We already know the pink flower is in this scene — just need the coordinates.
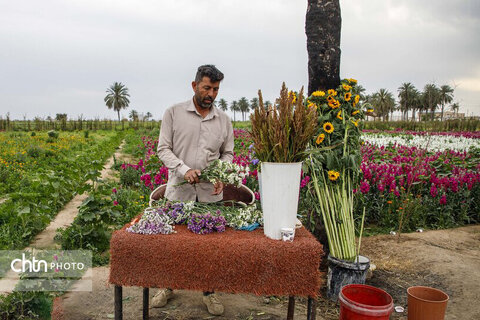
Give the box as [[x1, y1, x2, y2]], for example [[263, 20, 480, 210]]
[[360, 181, 370, 194], [439, 194, 447, 205], [113, 200, 119, 206], [430, 184, 438, 198], [112, 188, 117, 194], [254, 192, 260, 200]]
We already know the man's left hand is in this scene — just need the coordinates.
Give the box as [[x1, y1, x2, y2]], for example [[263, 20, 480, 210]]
[[212, 181, 224, 195]]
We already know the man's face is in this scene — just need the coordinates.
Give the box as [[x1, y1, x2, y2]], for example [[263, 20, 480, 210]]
[[192, 76, 220, 109]]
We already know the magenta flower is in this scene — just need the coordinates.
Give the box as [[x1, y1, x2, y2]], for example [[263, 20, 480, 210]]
[[112, 188, 117, 194], [360, 181, 370, 194], [113, 200, 119, 206], [439, 194, 447, 205]]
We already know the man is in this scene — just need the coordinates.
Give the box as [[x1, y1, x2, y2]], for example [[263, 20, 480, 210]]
[[153, 65, 234, 315]]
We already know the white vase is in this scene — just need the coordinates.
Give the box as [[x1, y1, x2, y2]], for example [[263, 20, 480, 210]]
[[260, 162, 302, 240]]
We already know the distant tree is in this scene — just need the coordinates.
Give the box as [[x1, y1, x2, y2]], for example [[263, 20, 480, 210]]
[[398, 83, 416, 121], [218, 98, 228, 112], [439, 85, 454, 121], [264, 100, 272, 110], [129, 110, 139, 121], [306, 0, 341, 95], [250, 97, 259, 110], [145, 112, 153, 121], [230, 100, 239, 122], [410, 89, 422, 121], [372, 89, 395, 121], [104, 82, 130, 121], [422, 84, 440, 120], [238, 97, 250, 121], [450, 102, 460, 117], [55, 113, 67, 121]]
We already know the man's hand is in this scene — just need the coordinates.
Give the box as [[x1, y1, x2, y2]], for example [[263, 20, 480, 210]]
[[184, 169, 201, 184], [212, 181, 224, 195]]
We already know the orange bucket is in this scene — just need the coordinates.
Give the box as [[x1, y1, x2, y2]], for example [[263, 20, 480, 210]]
[[407, 286, 449, 320]]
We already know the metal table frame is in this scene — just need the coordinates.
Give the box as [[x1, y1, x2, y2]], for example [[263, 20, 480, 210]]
[[114, 286, 317, 320]]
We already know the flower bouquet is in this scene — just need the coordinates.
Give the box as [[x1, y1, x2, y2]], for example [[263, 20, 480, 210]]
[[175, 159, 246, 187], [305, 78, 369, 300], [250, 83, 317, 239]]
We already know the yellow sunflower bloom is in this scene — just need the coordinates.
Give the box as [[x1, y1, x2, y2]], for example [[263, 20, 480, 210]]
[[344, 92, 352, 101], [348, 78, 358, 84], [354, 95, 360, 104], [316, 133, 325, 144], [328, 170, 340, 181], [367, 109, 374, 113], [289, 91, 297, 103], [337, 110, 343, 120], [342, 84, 352, 91], [323, 122, 334, 133], [352, 110, 360, 116], [327, 89, 337, 96], [351, 119, 359, 127], [312, 91, 326, 97], [327, 95, 335, 102], [307, 101, 318, 109], [328, 99, 340, 109]]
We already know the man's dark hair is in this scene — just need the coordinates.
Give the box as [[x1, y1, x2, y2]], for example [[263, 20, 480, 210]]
[[195, 65, 224, 83]]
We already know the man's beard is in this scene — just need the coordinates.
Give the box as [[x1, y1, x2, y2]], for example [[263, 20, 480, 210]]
[[195, 95, 214, 109]]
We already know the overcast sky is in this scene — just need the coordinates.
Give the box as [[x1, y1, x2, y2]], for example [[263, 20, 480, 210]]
[[1, 0, 479, 120]]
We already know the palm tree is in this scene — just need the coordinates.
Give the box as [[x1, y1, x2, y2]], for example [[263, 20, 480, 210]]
[[439, 85, 454, 121], [129, 110, 138, 121], [230, 100, 238, 123], [218, 98, 228, 112], [264, 100, 272, 110], [371, 89, 395, 121], [145, 112, 153, 121], [410, 89, 422, 121], [306, 0, 341, 95], [398, 83, 416, 121], [422, 84, 440, 121], [450, 102, 460, 117], [250, 97, 259, 110], [238, 97, 250, 121], [104, 82, 130, 121]]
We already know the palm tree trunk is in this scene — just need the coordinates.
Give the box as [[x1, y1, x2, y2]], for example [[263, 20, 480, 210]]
[[441, 103, 445, 121], [306, 0, 341, 95], [117, 110, 120, 122]]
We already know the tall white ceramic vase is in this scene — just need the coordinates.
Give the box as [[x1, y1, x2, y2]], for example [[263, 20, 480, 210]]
[[260, 162, 302, 240]]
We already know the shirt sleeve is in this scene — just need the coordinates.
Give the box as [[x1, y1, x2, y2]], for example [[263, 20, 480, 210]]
[[157, 108, 191, 178], [219, 118, 234, 163]]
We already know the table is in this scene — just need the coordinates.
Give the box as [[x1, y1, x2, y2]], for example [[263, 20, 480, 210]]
[[109, 223, 324, 319]]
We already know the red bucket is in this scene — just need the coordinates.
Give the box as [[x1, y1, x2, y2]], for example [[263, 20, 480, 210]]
[[339, 284, 394, 320]]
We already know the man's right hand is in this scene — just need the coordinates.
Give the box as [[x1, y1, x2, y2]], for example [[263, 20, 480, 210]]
[[184, 169, 201, 184]]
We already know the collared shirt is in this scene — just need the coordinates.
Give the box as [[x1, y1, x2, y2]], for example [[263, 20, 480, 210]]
[[157, 98, 234, 202]]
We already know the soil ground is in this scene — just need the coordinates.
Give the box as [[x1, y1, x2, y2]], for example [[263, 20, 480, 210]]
[[57, 224, 480, 320]]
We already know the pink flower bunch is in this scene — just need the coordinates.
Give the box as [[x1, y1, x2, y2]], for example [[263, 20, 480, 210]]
[[363, 130, 480, 139]]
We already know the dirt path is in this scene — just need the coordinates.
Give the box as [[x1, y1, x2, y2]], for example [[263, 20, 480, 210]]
[[28, 140, 126, 250], [56, 225, 480, 320], [0, 141, 128, 294]]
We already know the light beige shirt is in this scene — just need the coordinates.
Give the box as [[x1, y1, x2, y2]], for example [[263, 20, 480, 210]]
[[157, 98, 234, 202]]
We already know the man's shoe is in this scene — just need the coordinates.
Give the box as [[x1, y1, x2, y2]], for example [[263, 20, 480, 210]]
[[202, 293, 224, 316], [151, 288, 174, 308]]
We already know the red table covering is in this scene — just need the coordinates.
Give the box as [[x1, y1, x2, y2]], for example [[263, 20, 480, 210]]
[[109, 224, 324, 297]]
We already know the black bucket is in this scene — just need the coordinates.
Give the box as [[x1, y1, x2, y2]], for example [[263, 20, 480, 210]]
[[327, 255, 370, 301]]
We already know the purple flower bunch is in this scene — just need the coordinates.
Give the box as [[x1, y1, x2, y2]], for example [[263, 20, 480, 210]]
[[187, 210, 227, 235], [155, 202, 190, 224]]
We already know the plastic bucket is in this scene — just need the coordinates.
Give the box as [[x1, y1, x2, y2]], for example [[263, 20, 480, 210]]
[[327, 255, 370, 300], [407, 286, 449, 320], [339, 284, 394, 320], [260, 162, 302, 240]]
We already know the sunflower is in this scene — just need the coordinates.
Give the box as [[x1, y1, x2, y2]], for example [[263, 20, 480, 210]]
[[348, 78, 358, 84], [316, 133, 325, 144], [327, 89, 337, 96], [312, 90, 325, 97], [328, 99, 340, 109], [354, 95, 360, 104], [289, 91, 297, 103], [344, 92, 352, 101], [367, 109, 374, 113], [342, 84, 352, 91], [323, 122, 334, 133], [327, 95, 335, 101], [351, 119, 359, 127], [307, 101, 318, 109], [328, 170, 340, 181], [336, 110, 343, 120], [352, 110, 360, 116]]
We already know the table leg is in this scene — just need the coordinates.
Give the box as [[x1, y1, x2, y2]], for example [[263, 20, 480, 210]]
[[287, 296, 295, 320], [307, 297, 316, 320], [114, 285, 123, 320], [143, 287, 149, 319]]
